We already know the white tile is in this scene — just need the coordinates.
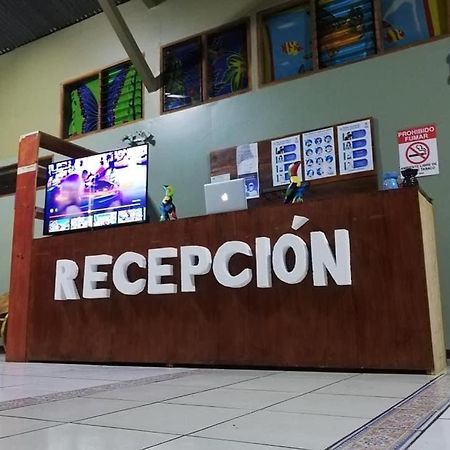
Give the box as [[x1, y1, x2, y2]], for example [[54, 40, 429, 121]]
[[87, 383, 207, 402], [226, 372, 357, 393], [0, 385, 59, 402], [0, 375, 29, 388], [50, 367, 193, 381], [195, 410, 367, 450], [0, 416, 59, 438], [269, 392, 399, 418], [80, 402, 248, 435], [0, 423, 176, 450], [156, 372, 268, 389], [166, 388, 297, 410], [410, 419, 450, 449], [316, 377, 427, 398], [440, 406, 450, 419], [0, 397, 146, 422], [151, 436, 288, 450]]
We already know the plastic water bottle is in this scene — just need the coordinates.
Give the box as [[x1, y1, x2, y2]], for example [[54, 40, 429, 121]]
[[383, 172, 399, 190]]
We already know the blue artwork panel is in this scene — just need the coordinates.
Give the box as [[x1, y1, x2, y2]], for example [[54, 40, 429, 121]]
[[163, 38, 203, 112], [207, 23, 249, 98], [317, 0, 376, 68], [263, 6, 313, 81], [381, 0, 446, 49]]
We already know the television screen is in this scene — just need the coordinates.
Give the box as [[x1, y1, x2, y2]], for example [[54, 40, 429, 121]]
[[44, 144, 148, 234]]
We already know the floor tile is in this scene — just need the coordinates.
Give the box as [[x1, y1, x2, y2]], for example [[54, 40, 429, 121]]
[[0, 423, 176, 450], [165, 387, 297, 410], [316, 377, 427, 398], [195, 410, 367, 450], [49, 366, 192, 381], [410, 419, 450, 449], [440, 405, 450, 419], [80, 402, 249, 435], [150, 436, 290, 449], [226, 372, 356, 393], [0, 397, 146, 422], [0, 385, 60, 402], [87, 383, 206, 402], [0, 415, 59, 438], [156, 372, 267, 389], [269, 392, 400, 418]]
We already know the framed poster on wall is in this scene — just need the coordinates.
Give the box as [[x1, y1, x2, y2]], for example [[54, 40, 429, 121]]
[[337, 119, 374, 175], [302, 127, 337, 180], [271, 135, 302, 186]]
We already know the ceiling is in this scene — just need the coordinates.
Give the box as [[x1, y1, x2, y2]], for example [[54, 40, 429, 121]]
[[0, 0, 130, 56]]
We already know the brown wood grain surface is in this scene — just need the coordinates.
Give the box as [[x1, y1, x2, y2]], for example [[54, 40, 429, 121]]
[[26, 188, 434, 371]]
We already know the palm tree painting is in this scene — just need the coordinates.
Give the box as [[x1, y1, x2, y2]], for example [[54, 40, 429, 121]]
[[207, 24, 249, 98]]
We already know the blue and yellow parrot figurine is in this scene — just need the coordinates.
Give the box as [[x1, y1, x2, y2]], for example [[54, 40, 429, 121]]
[[160, 185, 177, 221], [284, 161, 307, 204]]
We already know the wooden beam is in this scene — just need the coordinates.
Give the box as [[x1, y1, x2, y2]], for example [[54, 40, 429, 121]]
[[39, 132, 96, 158], [7, 132, 41, 361], [98, 0, 160, 93]]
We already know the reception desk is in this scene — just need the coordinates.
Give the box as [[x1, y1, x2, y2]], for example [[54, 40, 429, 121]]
[[13, 187, 446, 373]]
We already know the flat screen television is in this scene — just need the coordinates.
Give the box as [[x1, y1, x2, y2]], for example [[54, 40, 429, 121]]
[[44, 144, 148, 235]]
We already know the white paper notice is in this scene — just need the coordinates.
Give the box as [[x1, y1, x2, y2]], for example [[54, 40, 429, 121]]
[[236, 143, 258, 176], [211, 173, 231, 183], [337, 119, 374, 175], [302, 127, 337, 181], [236, 143, 260, 199], [271, 135, 301, 187]]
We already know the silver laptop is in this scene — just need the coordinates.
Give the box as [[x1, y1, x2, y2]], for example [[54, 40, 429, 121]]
[[205, 178, 248, 215]]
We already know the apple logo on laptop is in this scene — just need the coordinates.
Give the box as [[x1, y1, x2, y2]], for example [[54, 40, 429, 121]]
[[221, 193, 229, 202]]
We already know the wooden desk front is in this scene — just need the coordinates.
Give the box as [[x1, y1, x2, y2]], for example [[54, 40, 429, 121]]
[[22, 188, 446, 372]]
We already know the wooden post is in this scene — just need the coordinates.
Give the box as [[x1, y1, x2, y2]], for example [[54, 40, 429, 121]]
[[6, 132, 41, 362]]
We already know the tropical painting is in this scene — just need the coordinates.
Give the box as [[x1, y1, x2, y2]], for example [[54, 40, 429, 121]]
[[207, 23, 249, 98], [101, 62, 143, 128], [163, 38, 202, 112], [381, 0, 448, 49], [316, 0, 376, 68], [64, 77, 99, 138], [262, 6, 313, 83]]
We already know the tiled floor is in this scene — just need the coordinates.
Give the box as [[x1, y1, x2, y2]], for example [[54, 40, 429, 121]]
[[0, 355, 448, 450]]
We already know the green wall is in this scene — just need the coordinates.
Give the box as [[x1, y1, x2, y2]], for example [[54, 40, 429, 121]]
[[0, 0, 449, 346]]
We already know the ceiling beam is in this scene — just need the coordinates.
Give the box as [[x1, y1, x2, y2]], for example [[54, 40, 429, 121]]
[[98, 0, 160, 93]]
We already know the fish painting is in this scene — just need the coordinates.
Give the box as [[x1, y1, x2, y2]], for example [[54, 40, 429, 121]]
[[383, 21, 405, 43], [281, 41, 303, 56]]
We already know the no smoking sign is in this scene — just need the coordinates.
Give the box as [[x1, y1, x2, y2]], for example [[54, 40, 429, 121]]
[[406, 142, 430, 165], [398, 125, 439, 177]]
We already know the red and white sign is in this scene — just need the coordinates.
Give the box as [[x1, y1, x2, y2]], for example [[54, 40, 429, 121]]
[[398, 125, 439, 177]]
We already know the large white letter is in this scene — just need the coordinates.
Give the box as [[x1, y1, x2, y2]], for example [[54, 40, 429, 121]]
[[113, 252, 146, 295], [83, 254, 112, 299], [255, 237, 272, 288], [272, 233, 308, 284], [54, 259, 80, 300], [180, 246, 212, 292], [311, 229, 351, 286], [148, 247, 177, 294], [213, 241, 252, 288]]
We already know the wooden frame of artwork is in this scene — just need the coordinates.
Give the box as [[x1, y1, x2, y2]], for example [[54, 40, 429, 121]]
[[160, 18, 252, 114], [60, 58, 145, 140]]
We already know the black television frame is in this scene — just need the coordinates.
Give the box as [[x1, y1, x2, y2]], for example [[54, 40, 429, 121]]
[[43, 144, 150, 236]]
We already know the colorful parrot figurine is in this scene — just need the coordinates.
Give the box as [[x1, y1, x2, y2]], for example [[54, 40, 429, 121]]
[[160, 185, 177, 221], [284, 161, 307, 204]]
